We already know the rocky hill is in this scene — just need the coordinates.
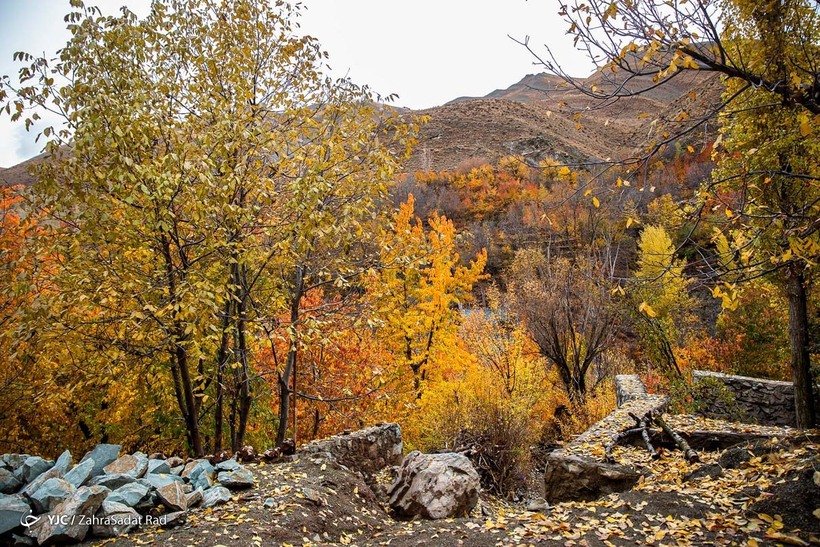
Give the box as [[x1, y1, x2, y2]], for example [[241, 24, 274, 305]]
[[405, 69, 723, 173], [1, 69, 724, 187]]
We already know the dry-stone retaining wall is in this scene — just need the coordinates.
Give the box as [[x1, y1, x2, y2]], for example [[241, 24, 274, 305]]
[[693, 370, 820, 427]]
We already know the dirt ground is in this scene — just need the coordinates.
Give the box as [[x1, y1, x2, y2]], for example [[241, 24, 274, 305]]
[[81, 432, 820, 547]]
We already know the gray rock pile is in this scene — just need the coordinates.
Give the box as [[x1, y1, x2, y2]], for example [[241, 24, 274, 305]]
[[0, 445, 254, 544]]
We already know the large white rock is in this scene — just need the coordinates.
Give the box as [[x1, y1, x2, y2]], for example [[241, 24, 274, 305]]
[[388, 451, 480, 519]]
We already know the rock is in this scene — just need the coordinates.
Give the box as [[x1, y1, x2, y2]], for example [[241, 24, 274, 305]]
[[543, 451, 641, 503], [15, 457, 55, 484], [64, 458, 95, 489], [160, 511, 187, 528], [615, 374, 648, 407], [21, 466, 62, 497], [2, 455, 29, 472], [170, 465, 184, 476], [28, 485, 108, 545], [185, 488, 203, 508], [214, 458, 241, 472], [298, 423, 404, 480], [104, 454, 148, 478], [148, 452, 166, 460], [143, 473, 183, 490], [216, 468, 255, 489], [156, 482, 187, 512], [186, 460, 215, 491], [106, 482, 153, 511], [53, 451, 73, 475], [80, 444, 121, 478], [236, 445, 257, 462], [29, 477, 75, 513], [0, 494, 32, 535], [262, 497, 276, 510], [202, 486, 232, 508], [91, 500, 140, 537], [388, 451, 480, 520], [526, 497, 549, 512], [0, 468, 22, 494], [146, 459, 171, 475], [209, 450, 230, 465], [165, 456, 184, 468], [89, 473, 136, 490]]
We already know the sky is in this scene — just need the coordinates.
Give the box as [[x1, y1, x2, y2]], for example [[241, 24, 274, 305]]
[[0, 0, 591, 168]]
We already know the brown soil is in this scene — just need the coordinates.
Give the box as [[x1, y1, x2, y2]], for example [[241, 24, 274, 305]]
[[84, 433, 820, 547]]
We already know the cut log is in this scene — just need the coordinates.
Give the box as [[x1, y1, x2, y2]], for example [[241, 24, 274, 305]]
[[654, 414, 699, 463]]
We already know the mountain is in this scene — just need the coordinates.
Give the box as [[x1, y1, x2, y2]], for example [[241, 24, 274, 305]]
[[1, 69, 724, 186], [403, 69, 723, 173]]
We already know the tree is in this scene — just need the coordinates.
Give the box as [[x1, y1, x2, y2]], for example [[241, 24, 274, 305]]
[[632, 225, 696, 378], [1, 0, 415, 454], [507, 249, 617, 404], [371, 195, 487, 393], [528, 0, 819, 427]]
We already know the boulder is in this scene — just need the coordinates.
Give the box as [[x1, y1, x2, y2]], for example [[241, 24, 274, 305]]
[[53, 451, 73, 475], [143, 473, 184, 490], [89, 473, 136, 490], [64, 458, 95, 488], [21, 466, 62, 497], [202, 486, 232, 508], [185, 488, 203, 508], [0, 468, 22, 494], [27, 485, 108, 545], [298, 423, 403, 480], [0, 494, 32, 535], [106, 482, 153, 511], [542, 451, 641, 503], [2, 455, 29, 472], [216, 468, 254, 489], [15, 457, 54, 484], [388, 451, 480, 519], [236, 445, 257, 462], [214, 458, 241, 472], [104, 454, 148, 478], [29, 477, 75, 513], [165, 456, 184, 469], [80, 444, 121, 478], [155, 482, 187, 512], [91, 500, 141, 538], [146, 459, 171, 476], [160, 511, 187, 528], [186, 460, 215, 491]]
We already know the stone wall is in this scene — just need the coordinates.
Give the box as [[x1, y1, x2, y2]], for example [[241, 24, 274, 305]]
[[692, 370, 820, 427]]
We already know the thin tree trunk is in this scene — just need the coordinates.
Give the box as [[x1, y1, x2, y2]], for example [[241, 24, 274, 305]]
[[161, 234, 203, 456], [277, 265, 303, 445], [235, 264, 252, 449], [214, 298, 232, 453], [787, 264, 815, 429]]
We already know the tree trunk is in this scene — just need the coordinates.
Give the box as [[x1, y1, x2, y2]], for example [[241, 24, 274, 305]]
[[787, 264, 816, 429], [276, 265, 303, 445], [234, 263, 252, 450], [214, 298, 232, 453]]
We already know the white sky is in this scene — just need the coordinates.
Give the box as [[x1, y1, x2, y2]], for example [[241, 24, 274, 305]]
[[0, 0, 591, 168]]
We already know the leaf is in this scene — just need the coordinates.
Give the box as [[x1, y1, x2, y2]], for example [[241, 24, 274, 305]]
[[800, 121, 812, 137], [592, 196, 600, 208], [638, 301, 658, 318]]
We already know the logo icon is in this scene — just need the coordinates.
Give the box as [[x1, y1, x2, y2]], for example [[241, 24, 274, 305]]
[[20, 514, 41, 527]]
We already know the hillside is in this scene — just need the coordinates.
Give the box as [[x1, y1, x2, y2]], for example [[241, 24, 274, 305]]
[[2, 69, 724, 186], [405, 69, 723, 172]]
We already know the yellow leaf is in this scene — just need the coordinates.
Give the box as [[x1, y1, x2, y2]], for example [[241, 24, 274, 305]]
[[800, 121, 812, 137], [626, 217, 634, 228], [725, 208, 733, 218], [687, 145, 695, 153], [592, 196, 600, 208], [638, 301, 658, 318]]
